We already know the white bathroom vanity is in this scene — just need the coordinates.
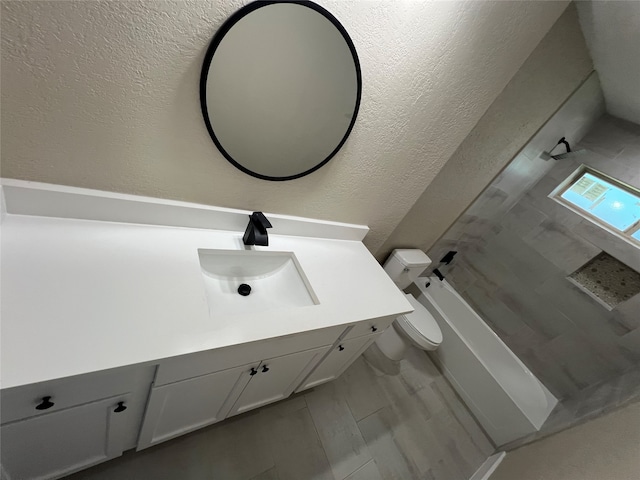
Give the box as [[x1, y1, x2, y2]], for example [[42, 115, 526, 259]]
[[0, 179, 412, 480]]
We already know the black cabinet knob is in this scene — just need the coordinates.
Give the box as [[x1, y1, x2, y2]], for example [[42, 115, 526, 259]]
[[371, 326, 378, 332], [262, 365, 270, 373], [35, 396, 55, 410], [338, 345, 345, 351], [114, 401, 127, 413], [250, 367, 258, 376]]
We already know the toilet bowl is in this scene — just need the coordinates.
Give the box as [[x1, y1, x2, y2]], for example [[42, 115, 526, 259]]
[[376, 293, 442, 360], [374, 249, 443, 361]]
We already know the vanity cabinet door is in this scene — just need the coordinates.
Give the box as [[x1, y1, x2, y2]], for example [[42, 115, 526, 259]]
[[228, 346, 330, 417], [137, 363, 256, 450], [1, 394, 131, 480], [296, 334, 378, 392]]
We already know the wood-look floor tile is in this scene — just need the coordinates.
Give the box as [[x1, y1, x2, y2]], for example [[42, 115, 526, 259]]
[[420, 469, 437, 480], [397, 349, 440, 395], [258, 392, 307, 417], [203, 410, 275, 480], [362, 342, 402, 376], [430, 378, 495, 456], [69, 411, 272, 480], [377, 371, 416, 406], [67, 432, 212, 480], [357, 406, 421, 480], [343, 460, 383, 480], [305, 382, 372, 480], [249, 467, 280, 480], [261, 406, 334, 480], [335, 357, 389, 422], [429, 457, 466, 480], [385, 395, 436, 476], [389, 389, 473, 479]]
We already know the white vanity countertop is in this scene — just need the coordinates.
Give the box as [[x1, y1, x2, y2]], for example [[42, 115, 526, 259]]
[[1, 184, 412, 390]]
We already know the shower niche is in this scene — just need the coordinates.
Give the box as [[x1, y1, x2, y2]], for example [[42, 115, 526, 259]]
[[568, 252, 640, 310]]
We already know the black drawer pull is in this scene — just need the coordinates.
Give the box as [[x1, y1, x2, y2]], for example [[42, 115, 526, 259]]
[[371, 326, 378, 332], [250, 367, 258, 376], [36, 396, 55, 410], [262, 365, 270, 373], [114, 401, 127, 413], [338, 345, 345, 351]]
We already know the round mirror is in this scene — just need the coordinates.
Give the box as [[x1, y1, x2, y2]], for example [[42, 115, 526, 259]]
[[200, 1, 362, 181]]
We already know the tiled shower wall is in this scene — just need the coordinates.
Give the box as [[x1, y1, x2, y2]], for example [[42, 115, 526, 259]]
[[428, 74, 640, 400]]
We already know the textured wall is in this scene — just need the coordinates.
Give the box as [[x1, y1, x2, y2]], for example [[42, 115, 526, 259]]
[[0, 0, 570, 253], [379, 4, 592, 260], [490, 401, 640, 480], [577, 1, 640, 125], [426, 92, 640, 402]]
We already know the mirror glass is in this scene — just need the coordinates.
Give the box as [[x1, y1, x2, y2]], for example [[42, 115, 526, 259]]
[[200, 1, 361, 181]]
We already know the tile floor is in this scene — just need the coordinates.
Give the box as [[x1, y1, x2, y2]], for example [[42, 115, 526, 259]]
[[68, 346, 495, 480]]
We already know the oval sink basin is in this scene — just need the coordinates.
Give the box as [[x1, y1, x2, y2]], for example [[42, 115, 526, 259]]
[[198, 249, 318, 316]]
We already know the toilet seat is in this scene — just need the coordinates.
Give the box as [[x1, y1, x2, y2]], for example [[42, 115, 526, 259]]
[[395, 293, 442, 349]]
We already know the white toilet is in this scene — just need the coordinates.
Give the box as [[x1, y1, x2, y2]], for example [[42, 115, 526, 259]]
[[376, 249, 443, 361]]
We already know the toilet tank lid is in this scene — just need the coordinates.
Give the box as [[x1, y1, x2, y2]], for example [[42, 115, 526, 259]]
[[391, 249, 432, 267]]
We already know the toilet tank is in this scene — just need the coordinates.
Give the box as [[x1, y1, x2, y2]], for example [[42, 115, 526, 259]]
[[383, 249, 432, 290]]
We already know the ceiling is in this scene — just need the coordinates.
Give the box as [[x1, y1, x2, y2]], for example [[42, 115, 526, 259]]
[[576, 1, 640, 125]]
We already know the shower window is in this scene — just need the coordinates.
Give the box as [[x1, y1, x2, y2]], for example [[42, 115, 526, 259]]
[[550, 166, 640, 246]]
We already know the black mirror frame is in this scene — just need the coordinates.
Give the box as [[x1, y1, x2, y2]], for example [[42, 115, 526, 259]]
[[199, 0, 362, 181]]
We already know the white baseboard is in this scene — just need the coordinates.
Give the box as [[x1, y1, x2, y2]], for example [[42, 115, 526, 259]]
[[469, 452, 506, 480]]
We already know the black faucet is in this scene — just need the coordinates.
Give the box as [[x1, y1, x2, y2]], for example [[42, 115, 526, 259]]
[[433, 268, 445, 281], [440, 250, 457, 265], [243, 212, 272, 246], [432, 250, 456, 281]]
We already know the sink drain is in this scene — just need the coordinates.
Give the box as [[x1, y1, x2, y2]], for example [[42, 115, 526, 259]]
[[238, 284, 251, 296]]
